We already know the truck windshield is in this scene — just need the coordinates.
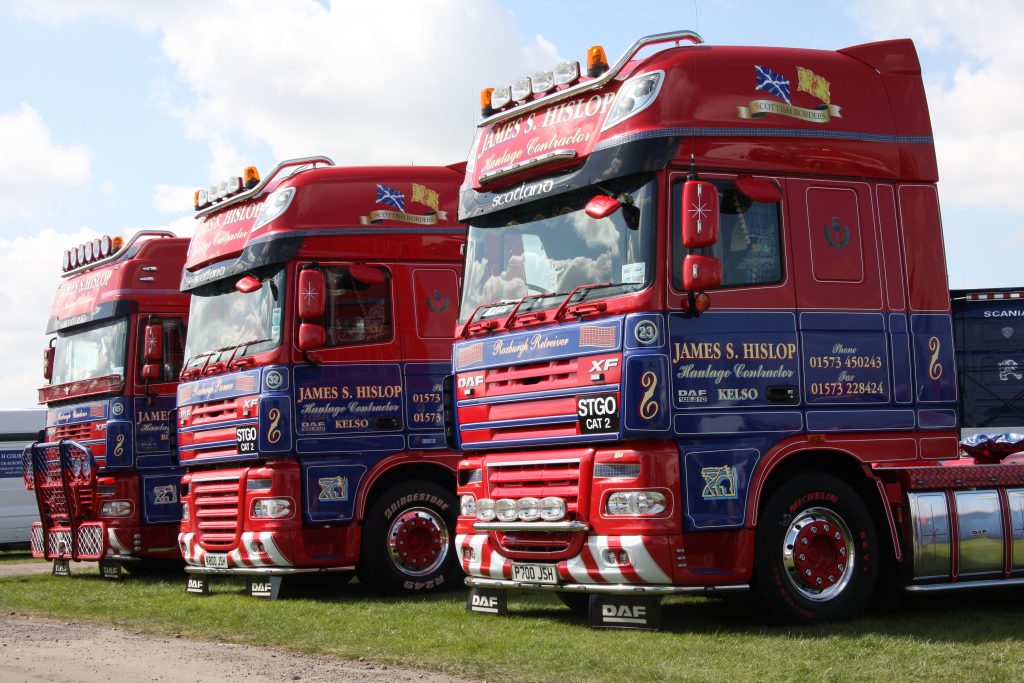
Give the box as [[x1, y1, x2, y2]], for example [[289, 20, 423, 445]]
[[51, 318, 128, 385], [458, 174, 656, 323], [184, 265, 286, 370]]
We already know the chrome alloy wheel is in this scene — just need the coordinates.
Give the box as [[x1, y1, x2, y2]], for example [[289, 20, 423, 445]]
[[782, 506, 855, 602], [386, 507, 450, 576]]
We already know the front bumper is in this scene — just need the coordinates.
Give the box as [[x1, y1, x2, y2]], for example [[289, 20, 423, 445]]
[[179, 530, 354, 576], [30, 522, 138, 561], [464, 576, 749, 595]]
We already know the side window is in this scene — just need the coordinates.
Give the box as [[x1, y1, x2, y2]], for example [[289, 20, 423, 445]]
[[672, 179, 784, 289], [324, 266, 393, 346]]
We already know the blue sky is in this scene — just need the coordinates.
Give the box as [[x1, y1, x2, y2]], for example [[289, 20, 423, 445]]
[[1, 0, 1021, 407]]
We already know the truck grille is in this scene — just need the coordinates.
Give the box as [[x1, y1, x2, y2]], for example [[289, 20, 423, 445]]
[[487, 457, 584, 555], [52, 422, 94, 441], [193, 475, 242, 550]]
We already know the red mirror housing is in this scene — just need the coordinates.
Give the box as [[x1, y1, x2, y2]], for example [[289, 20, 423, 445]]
[[584, 194, 622, 220], [143, 323, 163, 362], [142, 363, 161, 380], [298, 268, 325, 320], [43, 346, 55, 381], [235, 275, 263, 293], [298, 323, 326, 351], [681, 180, 720, 248], [682, 254, 723, 291]]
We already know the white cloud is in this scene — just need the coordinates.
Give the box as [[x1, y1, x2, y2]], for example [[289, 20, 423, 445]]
[[153, 184, 194, 213], [0, 104, 91, 219], [15, 0, 559, 181], [852, 0, 1024, 211], [0, 227, 100, 409]]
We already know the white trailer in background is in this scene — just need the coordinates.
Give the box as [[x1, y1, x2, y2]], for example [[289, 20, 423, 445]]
[[0, 410, 45, 547]]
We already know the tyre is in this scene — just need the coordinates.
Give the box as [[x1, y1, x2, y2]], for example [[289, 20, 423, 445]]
[[356, 481, 459, 594], [753, 473, 878, 624]]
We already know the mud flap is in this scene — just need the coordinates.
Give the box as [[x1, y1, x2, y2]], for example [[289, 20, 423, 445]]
[[52, 559, 70, 577], [248, 576, 283, 600], [185, 575, 210, 595], [467, 586, 507, 616], [588, 595, 662, 630], [99, 560, 122, 580]]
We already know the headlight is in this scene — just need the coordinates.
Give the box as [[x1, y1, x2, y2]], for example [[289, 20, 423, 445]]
[[252, 498, 292, 519], [539, 496, 566, 521], [601, 71, 664, 132], [460, 494, 477, 517], [252, 187, 296, 232], [495, 498, 518, 522], [476, 498, 496, 521], [605, 491, 666, 516], [181, 501, 190, 522], [516, 497, 541, 521], [100, 501, 132, 518]]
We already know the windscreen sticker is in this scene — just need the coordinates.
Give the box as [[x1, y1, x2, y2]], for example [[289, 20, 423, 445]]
[[621, 262, 645, 284]]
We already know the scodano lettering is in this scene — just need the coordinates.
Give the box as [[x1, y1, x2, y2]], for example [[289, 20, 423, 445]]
[[491, 179, 555, 208], [491, 333, 570, 359]]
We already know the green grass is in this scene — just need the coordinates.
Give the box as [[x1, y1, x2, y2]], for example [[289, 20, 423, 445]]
[[1, 570, 1023, 682], [0, 548, 40, 565]]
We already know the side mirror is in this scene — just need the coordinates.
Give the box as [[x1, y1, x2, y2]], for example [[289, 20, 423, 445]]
[[43, 343, 55, 381], [584, 194, 622, 219], [682, 254, 722, 291], [681, 180, 720, 248], [143, 323, 163, 362], [298, 268, 325, 320], [298, 323, 326, 351], [142, 363, 162, 380], [735, 177, 782, 203]]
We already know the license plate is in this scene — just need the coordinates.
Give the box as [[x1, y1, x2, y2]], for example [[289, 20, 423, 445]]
[[236, 425, 258, 455], [203, 553, 228, 569], [512, 562, 558, 584]]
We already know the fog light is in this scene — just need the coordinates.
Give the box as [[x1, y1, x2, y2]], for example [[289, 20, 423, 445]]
[[460, 494, 477, 517], [602, 549, 632, 566], [605, 491, 666, 516], [491, 85, 512, 110], [495, 498, 517, 522], [476, 498, 496, 521], [553, 61, 580, 86], [531, 70, 554, 94], [516, 497, 541, 521], [100, 501, 132, 517], [511, 77, 532, 102], [252, 498, 291, 519], [539, 496, 566, 521]]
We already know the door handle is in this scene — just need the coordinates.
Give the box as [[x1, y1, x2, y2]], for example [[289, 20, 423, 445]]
[[766, 385, 798, 404]]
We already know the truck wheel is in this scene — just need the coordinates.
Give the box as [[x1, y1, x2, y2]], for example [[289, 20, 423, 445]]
[[754, 473, 878, 624], [356, 481, 458, 594]]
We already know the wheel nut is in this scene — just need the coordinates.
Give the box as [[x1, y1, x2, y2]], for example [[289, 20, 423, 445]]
[[838, 563, 845, 571], [805, 569, 812, 577], [835, 532, 841, 540], [829, 575, 835, 583], [816, 577, 822, 585], [802, 538, 809, 545], [811, 526, 818, 534], [839, 547, 847, 556], [799, 554, 806, 561], [823, 524, 830, 532]]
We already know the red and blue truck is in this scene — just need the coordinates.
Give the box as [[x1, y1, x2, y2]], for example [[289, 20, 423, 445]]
[[25, 231, 190, 577], [451, 30, 1024, 626], [177, 157, 466, 598]]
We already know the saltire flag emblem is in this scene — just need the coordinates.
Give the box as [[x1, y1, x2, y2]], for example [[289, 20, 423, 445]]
[[579, 325, 617, 349], [411, 183, 440, 211], [458, 343, 484, 368], [796, 66, 830, 105], [376, 184, 406, 212], [754, 65, 790, 104]]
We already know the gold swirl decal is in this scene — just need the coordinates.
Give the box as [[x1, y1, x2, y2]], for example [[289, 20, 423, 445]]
[[267, 408, 282, 444], [928, 336, 943, 380], [114, 433, 125, 458], [638, 371, 659, 420]]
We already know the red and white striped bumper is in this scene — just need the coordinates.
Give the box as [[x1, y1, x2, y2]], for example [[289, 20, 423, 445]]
[[178, 531, 293, 572], [30, 522, 134, 560], [457, 533, 673, 586]]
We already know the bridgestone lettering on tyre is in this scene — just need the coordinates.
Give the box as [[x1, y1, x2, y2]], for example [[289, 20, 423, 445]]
[[754, 473, 878, 623], [357, 481, 459, 594]]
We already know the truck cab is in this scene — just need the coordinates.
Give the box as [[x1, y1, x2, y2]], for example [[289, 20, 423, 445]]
[[177, 157, 467, 596], [26, 231, 189, 573]]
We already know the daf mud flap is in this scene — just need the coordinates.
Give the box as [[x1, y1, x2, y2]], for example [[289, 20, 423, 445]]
[[588, 594, 662, 630], [467, 586, 508, 616], [52, 558, 71, 577]]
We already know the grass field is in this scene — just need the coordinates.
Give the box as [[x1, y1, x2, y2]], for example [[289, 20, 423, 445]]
[[0, 548, 40, 565], [1, 569, 1023, 682]]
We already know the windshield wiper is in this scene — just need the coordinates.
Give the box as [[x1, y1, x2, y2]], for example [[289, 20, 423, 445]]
[[504, 291, 569, 329], [553, 282, 636, 321]]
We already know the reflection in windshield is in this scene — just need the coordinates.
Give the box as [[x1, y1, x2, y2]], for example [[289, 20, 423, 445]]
[[51, 318, 128, 385], [458, 174, 656, 322], [184, 266, 286, 369]]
